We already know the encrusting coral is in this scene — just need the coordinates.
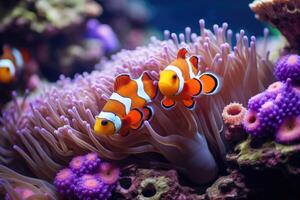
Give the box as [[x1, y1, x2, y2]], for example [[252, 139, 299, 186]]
[[0, 19, 274, 185], [250, 0, 300, 51], [115, 165, 198, 200]]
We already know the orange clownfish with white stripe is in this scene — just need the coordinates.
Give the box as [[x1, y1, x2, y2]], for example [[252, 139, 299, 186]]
[[158, 48, 221, 110], [0, 46, 30, 84], [94, 72, 158, 136]]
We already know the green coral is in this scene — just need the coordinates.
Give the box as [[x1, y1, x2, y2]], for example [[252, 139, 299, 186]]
[[137, 176, 170, 200], [0, 0, 86, 33], [233, 137, 300, 170]]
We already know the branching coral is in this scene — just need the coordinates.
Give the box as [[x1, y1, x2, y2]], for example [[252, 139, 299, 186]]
[[0, 20, 274, 184]]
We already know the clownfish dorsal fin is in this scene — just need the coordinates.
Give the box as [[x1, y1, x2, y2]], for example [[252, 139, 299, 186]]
[[189, 56, 199, 71], [141, 71, 152, 82], [177, 48, 188, 59], [114, 74, 131, 91], [141, 71, 158, 99]]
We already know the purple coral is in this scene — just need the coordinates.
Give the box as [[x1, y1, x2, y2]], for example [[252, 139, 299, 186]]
[[98, 162, 120, 185], [69, 155, 86, 176], [244, 79, 300, 141], [54, 168, 77, 196], [275, 54, 300, 85], [243, 110, 262, 136], [53, 153, 118, 200], [275, 116, 300, 144], [83, 152, 102, 173], [74, 174, 113, 200]]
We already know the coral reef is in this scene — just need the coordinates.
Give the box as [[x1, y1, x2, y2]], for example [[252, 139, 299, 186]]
[[275, 54, 300, 85], [199, 170, 250, 200], [114, 165, 198, 200], [250, 0, 300, 51], [54, 153, 119, 200], [243, 79, 300, 139], [0, 20, 275, 185], [0, 0, 101, 34]]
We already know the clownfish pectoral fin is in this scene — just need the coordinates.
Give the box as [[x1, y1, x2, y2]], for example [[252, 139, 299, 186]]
[[182, 98, 196, 110], [114, 74, 132, 91], [199, 72, 220, 95], [184, 78, 202, 97], [142, 106, 154, 121], [119, 125, 130, 136], [126, 108, 144, 130], [177, 48, 188, 59], [161, 97, 176, 110], [141, 72, 158, 99]]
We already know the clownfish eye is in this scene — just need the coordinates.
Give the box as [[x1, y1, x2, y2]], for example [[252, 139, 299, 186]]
[[172, 74, 177, 80], [101, 120, 108, 126]]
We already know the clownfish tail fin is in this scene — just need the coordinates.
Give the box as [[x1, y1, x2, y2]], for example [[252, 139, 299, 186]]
[[142, 106, 154, 121], [199, 72, 221, 95], [161, 97, 176, 110]]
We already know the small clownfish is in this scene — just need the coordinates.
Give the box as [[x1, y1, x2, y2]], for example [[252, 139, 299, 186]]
[[94, 72, 158, 136], [158, 48, 221, 110], [0, 46, 29, 84]]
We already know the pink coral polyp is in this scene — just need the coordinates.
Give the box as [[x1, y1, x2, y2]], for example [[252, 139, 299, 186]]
[[222, 102, 246, 126], [98, 162, 120, 185], [243, 111, 261, 136], [276, 117, 300, 144]]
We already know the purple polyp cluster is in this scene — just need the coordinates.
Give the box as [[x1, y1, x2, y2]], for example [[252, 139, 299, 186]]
[[75, 175, 113, 200], [275, 54, 300, 85], [54, 168, 76, 196], [54, 153, 119, 200], [244, 79, 300, 142]]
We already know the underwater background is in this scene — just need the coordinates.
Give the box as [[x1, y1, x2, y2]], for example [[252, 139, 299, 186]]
[[0, 0, 300, 200]]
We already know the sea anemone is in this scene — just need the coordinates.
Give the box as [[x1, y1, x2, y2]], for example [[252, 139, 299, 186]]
[[275, 54, 300, 85], [250, 0, 300, 50], [275, 116, 300, 144], [74, 174, 113, 200], [0, 19, 274, 184], [53, 168, 77, 196], [0, 165, 58, 200]]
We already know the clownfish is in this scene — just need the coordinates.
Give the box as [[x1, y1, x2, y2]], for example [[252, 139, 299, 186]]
[[94, 72, 157, 136], [158, 48, 221, 110], [0, 46, 29, 84]]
